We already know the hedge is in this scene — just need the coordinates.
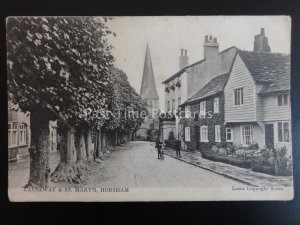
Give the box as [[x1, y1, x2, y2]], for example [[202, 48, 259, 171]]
[[202, 150, 252, 168]]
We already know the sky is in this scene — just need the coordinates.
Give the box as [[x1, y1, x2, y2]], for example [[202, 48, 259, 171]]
[[107, 16, 291, 109]]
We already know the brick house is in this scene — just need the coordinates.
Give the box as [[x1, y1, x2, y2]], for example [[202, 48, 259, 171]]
[[180, 73, 230, 151]]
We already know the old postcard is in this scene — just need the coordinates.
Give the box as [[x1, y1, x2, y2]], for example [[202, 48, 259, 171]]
[[7, 16, 293, 201]]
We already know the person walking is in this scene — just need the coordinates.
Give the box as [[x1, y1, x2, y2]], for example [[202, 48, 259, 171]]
[[155, 136, 163, 159], [175, 141, 181, 158]]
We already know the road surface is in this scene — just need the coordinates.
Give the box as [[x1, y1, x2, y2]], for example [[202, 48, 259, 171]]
[[89, 141, 243, 187]]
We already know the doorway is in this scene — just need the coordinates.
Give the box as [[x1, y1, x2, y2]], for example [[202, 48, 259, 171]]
[[265, 124, 274, 149]]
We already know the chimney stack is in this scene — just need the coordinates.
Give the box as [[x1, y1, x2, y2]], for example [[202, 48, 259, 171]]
[[203, 35, 219, 60], [179, 49, 189, 70], [253, 28, 271, 53]]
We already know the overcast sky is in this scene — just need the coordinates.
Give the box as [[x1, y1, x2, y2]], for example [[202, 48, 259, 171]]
[[107, 16, 291, 109]]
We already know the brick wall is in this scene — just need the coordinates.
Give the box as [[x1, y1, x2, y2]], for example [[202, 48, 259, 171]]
[[182, 92, 226, 152]]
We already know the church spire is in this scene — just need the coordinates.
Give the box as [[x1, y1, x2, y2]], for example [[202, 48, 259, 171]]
[[140, 43, 159, 100]]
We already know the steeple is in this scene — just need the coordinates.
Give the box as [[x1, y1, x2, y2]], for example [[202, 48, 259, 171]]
[[140, 43, 159, 100]]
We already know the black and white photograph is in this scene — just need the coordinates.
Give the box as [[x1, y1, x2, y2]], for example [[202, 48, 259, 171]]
[[6, 16, 293, 201]]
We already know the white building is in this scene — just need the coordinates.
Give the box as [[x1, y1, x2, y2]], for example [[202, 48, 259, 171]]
[[162, 35, 237, 143]]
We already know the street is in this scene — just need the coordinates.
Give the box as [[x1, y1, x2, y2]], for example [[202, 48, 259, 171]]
[[87, 141, 243, 188], [9, 141, 245, 188]]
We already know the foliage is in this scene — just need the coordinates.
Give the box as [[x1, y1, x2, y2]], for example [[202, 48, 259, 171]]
[[202, 149, 252, 168], [204, 145, 254, 168], [225, 143, 235, 155], [252, 146, 292, 176], [105, 67, 147, 133], [7, 17, 114, 127], [247, 142, 259, 150], [168, 130, 175, 141], [146, 129, 152, 141]]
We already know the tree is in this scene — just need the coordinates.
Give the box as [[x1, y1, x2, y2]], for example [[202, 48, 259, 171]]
[[7, 17, 114, 187], [105, 67, 147, 145]]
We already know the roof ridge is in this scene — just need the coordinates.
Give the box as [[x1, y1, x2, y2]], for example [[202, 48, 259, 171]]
[[238, 49, 290, 56], [182, 73, 230, 105], [162, 46, 237, 84]]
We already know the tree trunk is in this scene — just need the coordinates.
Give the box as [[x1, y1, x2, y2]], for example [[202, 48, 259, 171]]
[[51, 127, 83, 184], [93, 129, 101, 159], [101, 129, 107, 153], [75, 127, 86, 167], [115, 131, 118, 146], [84, 128, 93, 161], [110, 131, 113, 147], [108, 131, 111, 147], [93, 130, 98, 158], [24, 111, 50, 188]]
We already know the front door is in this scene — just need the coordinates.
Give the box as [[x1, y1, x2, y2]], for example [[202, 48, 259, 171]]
[[265, 124, 274, 149], [195, 126, 200, 150]]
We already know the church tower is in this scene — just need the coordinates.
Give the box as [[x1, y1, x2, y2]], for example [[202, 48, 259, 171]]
[[135, 44, 160, 141], [140, 43, 160, 115]]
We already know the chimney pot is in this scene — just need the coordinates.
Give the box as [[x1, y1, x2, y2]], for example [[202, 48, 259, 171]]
[[205, 35, 208, 43], [179, 48, 189, 70], [253, 28, 270, 52], [203, 35, 219, 60]]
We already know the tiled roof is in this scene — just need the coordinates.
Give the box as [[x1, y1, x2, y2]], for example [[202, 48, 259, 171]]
[[182, 73, 229, 106], [238, 50, 290, 84], [162, 46, 237, 84], [259, 70, 290, 94]]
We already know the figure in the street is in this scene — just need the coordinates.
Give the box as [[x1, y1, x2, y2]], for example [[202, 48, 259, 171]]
[[155, 136, 163, 159], [174, 141, 181, 158]]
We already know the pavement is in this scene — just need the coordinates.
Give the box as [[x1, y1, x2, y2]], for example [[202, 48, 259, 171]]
[[162, 148, 293, 187], [8, 151, 61, 188]]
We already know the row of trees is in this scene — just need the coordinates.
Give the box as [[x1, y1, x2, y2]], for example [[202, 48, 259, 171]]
[[7, 17, 147, 188]]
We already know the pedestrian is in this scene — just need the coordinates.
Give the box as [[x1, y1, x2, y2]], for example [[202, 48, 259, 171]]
[[175, 141, 181, 158], [155, 136, 162, 159]]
